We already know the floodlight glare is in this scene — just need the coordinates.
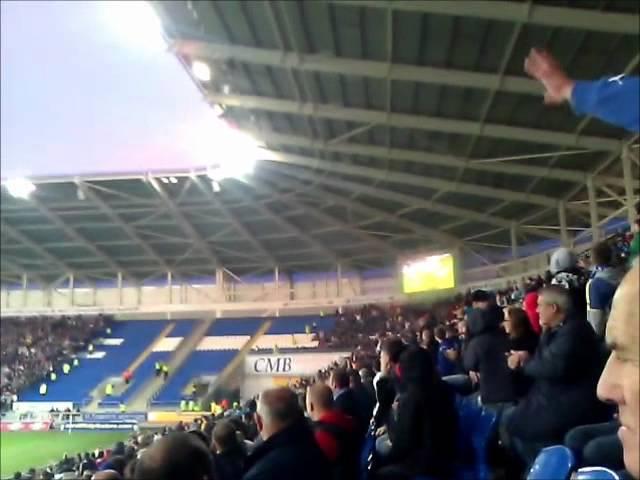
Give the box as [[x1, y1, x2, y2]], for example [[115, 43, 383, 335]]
[[4, 178, 36, 199], [108, 1, 166, 52], [192, 61, 211, 82]]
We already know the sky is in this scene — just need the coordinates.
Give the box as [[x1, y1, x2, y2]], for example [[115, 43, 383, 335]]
[[1, 0, 225, 180]]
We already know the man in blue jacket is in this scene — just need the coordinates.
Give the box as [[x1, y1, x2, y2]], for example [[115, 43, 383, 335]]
[[525, 48, 639, 132]]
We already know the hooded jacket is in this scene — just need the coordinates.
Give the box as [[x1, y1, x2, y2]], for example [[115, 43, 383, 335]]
[[463, 306, 517, 404]]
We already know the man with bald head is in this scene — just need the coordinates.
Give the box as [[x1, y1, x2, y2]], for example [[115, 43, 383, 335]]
[[307, 383, 359, 479], [134, 432, 216, 480], [243, 387, 330, 480], [598, 265, 640, 479]]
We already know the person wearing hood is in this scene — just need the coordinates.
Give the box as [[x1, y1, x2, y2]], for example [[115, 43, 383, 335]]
[[464, 306, 518, 412], [374, 347, 457, 480], [587, 241, 625, 338], [549, 247, 588, 318]]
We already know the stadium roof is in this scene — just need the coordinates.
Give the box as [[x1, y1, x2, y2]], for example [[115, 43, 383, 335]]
[[1, 0, 639, 286]]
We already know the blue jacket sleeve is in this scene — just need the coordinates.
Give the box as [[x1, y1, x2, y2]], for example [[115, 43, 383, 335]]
[[571, 76, 640, 132]]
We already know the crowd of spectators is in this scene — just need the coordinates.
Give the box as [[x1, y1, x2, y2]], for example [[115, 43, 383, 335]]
[[1, 315, 108, 410]]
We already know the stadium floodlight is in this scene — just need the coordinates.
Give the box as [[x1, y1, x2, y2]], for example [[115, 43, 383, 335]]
[[192, 60, 211, 82], [169, 176, 178, 184], [222, 84, 231, 95], [4, 178, 36, 199], [160, 177, 170, 184], [107, 1, 166, 52], [212, 180, 221, 193]]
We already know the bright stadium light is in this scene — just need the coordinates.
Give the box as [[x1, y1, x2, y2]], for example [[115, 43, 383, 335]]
[[107, 1, 166, 52], [4, 178, 36, 199], [169, 176, 178, 184], [160, 177, 170, 184], [192, 60, 211, 82], [212, 180, 221, 193]]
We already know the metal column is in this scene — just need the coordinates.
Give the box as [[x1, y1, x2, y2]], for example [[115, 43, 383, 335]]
[[167, 271, 173, 304], [337, 263, 342, 297], [510, 223, 518, 259], [69, 274, 75, 307], [558, 201, 570, 247], [117, 271, 123, 307], [587, 176, 600, 243], [22, 273, 28, 308], [274, 266, 280, 297], [622, 147, 637, 226]]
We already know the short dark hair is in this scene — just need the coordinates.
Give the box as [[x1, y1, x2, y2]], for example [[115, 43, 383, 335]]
[[381, 337, 405, 364], [331, 368, 350, 389], [471, 289, 491, 303], [348, 369, 361, 385], [434, 326, 446, 340], [134, 432, 215, 480], [592, 241, 613, 266], [212, 420, 240, 452]]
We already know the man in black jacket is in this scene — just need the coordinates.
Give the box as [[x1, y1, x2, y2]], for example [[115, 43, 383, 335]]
[[464, 306, 517, 411], [212, 419, 246, 480], [330, 369, 365, 433], [503, 285, 607, 465], [243, 387, 331, 480]]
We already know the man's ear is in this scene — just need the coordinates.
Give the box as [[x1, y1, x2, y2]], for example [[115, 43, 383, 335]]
[[255, 413, 264, 433]]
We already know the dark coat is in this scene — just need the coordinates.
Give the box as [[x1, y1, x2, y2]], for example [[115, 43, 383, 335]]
[[352, 384, 375, 425], [508, 317, 608, 442], [463, 307, 518, 404], [386, 347, 458, 479], [242, 419, 331, 480], [214, 447, 246, 480], [508, 331, 539, 398]]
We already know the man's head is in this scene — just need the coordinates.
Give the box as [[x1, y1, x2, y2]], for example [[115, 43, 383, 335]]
[[212, 419, 240, 454], [592, 241, 613, 267], [348, 369, 362, 388], [537, 285, 571, 330], [379, 337, 405, 376], [597, 265, 640, 479], [329, 368, 349, 393], [471, 290, 491, 310], [134, 432, 215, 480], [306, 383, 334, 421], [549, 247, 577, 275], [255, 387, 303, 441]]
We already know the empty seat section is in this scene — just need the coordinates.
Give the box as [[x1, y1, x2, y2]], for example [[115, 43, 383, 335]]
[[208, 318, 265, 336], [19, 320, 168, 403], [268, 315, 335, 334], [100, 320, 200, 406], [151, 350, 237, 407]]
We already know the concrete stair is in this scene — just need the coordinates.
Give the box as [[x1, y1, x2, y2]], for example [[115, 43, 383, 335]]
[[127, 317, 215, 411], [84, 322, 176, 411]]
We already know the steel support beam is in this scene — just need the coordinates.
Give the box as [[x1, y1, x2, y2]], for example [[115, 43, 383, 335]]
[[148, 177, 223, 268], [510, 223, 518, 259], [252, 177, 402, 257], [330, 1, 639, 35], [193, 177, 277, 267], [252, 129, 628, 186], [267, 170, 462, 247], [31, 199, 136, 281], [209, 93, 621, 151], [77, 181, 172, 273], [268, 150, 560, 208], [173, 39, 541, 96], [264, 161, 556, 240], [587, 176, 600, 243]]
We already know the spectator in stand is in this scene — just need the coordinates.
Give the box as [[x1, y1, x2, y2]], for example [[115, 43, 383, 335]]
[[503, 286, 607, 466], [243, 387, 330, 480], [549, 247, 588, 318], [348, 369, 375, 424], [587, 241, 625, 338], [358, 368, 376, 401], [523, 278, 543, 334], [211, 420, 246, 480], [306, 383, 359, 480], [329, 369, 364, 434], [503, 307, 539, 355], [524, 48, 639, 132], [134, 432, 217, 480], [464, 307, 517, 413], [374, 347, 457, 480], [419, 327, 439, 365], [597, 264, 640, 479], [374, 337, 405, 428], [435, 326, 461, 378]]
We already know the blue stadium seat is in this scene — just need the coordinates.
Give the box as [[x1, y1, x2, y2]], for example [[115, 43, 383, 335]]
[[573, 467, 621, 480], [454, 395, 497, 480], [527, 445, 576, 480]]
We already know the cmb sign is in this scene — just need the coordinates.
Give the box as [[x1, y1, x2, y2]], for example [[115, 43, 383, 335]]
[[245, 352, 350, 377]]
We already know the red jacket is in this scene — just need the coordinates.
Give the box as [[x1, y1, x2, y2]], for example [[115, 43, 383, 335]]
[[523, 292, 541, 335], [313, 410, 356, 462]]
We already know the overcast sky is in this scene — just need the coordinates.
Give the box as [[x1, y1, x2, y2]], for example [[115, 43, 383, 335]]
[[1, 0, 219, 180]]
